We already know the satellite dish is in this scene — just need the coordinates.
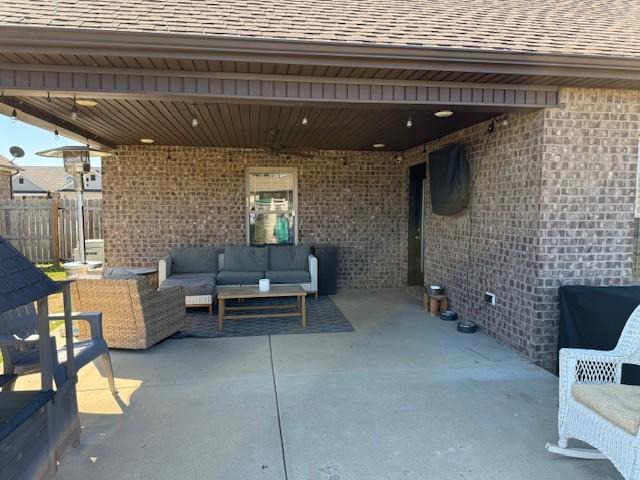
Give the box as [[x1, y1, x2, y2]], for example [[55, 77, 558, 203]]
[[9, 146, 25, 159]]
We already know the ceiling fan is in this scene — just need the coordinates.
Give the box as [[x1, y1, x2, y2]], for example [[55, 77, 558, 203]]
[[259, 129, 317, 158]]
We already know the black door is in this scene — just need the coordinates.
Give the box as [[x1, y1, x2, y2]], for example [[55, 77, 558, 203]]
[[407, 162, 426, 286]]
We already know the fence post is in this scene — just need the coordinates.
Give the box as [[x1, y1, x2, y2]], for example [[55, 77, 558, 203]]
[[50, 194, 60, 268]]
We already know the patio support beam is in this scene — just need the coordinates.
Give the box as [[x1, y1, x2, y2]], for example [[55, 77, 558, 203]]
[[0, 67, 559, 108]]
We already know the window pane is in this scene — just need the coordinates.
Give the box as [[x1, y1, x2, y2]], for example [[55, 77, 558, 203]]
[[249, 212, 294, 245], [247, 170, 296, 245], [248, 172, 294, 212]]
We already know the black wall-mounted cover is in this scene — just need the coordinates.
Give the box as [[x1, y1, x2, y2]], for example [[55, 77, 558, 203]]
[[429, 143, 471, 215]]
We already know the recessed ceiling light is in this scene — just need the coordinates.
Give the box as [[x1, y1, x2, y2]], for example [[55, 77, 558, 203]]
[[372, 143, 385, 149], [140, 138, 154, 144], [434, 110, 454, 118], [76, 99, 98, 107]]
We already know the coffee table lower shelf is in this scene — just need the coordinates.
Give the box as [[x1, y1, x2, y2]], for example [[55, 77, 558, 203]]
[[216, 285, 307, 331]]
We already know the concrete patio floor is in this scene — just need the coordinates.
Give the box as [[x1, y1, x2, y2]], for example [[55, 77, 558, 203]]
[[27, 288, 621, 479]]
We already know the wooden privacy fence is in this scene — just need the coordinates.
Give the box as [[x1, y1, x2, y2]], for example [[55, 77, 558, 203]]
[[0, 197, 103, 264]]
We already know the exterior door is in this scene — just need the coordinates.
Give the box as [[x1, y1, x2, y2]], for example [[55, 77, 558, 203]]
[[407, 162, 426, 286]]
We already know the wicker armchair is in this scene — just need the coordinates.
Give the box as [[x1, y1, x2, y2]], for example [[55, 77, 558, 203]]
[[546, 305, 640, 479], [70, 277, 185, 350]]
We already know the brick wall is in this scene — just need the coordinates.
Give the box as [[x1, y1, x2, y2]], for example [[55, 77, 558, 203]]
[[406, 110, 546, 360], [413, 88, 640, 370], [103, 147, 407, 288]]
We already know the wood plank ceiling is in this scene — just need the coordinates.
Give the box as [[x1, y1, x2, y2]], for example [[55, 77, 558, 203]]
[[11, 96, 500, 150]]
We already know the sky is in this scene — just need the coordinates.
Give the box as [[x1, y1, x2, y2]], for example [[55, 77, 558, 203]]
[[0, 117, 101, 167]]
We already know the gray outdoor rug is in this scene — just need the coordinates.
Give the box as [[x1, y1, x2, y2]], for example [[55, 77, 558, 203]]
[[172, 296, 354, 338]]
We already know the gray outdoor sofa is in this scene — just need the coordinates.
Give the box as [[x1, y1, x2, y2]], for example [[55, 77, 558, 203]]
[[158, 245, 318, 312]]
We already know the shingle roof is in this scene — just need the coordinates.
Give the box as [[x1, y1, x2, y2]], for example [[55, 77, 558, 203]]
[[0, 235, 59, 315], [16, 167, 101, 193], [1, 0, 640, 59], [0, 155, 19, 173]]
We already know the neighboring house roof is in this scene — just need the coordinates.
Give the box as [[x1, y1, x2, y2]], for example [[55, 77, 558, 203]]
[[0, 234, 59, 314], [1, 1, 639, 59], [13, 166, 101, 194], [0, 155, 20, 174]]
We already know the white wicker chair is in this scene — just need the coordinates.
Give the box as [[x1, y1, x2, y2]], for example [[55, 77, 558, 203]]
[[546, 305, 640, 479]]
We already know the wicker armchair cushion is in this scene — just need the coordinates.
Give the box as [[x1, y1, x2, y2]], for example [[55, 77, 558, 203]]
[[170, 247, 218, 273], [103, 267, 153, 279], [268, 245, 310, 270], [159, 273, 216, 296], [572, 383, 640, 434], [223, 246, 268, 272]]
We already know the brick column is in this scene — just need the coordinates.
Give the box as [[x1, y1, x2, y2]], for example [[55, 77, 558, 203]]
[[0, 171, 13, 200], [532, 88, 640, 370]]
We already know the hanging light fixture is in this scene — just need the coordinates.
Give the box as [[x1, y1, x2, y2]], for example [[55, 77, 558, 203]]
[[10, 109, 17, 123], [54, 128, 60, 140], [191, 103, 199, 127], [434, 109, 453, 118], [301, 115, 309, 127], [406, 115, 413, 128], [70, 98, 79, 121]]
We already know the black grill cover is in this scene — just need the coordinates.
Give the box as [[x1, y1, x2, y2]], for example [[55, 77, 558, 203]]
[[558, 285, 640, 384], [429, 143, 470, 215]]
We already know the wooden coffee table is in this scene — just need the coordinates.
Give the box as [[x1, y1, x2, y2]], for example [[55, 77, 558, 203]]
[[216, 285, 307, 330]]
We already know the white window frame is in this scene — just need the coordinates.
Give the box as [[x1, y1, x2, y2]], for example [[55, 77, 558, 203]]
[[245, 166, 299, 246]]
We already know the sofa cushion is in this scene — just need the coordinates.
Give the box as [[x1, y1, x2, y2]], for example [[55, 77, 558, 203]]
[[170, 247, 218, 274], [266, 270, 311, 284], [216, 271, 264, 285], [223, 246, 268, 272], [103, 267, 152, 279], [159, 273, 216, 296], [269, 245, 310, 271], [572, 383, 640, 435]]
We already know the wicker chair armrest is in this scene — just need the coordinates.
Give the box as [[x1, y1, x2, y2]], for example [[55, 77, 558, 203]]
[[557, 347, 627, 434], [49, 312, 104, 340], [559, 347, 625, 388], [154, 286, 184, 305], [560, 347, 629, 365], [139, 285, 185, 323]]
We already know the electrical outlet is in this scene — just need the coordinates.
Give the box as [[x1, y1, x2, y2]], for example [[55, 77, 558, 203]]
[[484, 292, 496, 306]]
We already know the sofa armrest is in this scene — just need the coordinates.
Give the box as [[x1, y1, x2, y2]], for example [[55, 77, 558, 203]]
[[159, 255, 172, 283], [308, 254, 318, 293]]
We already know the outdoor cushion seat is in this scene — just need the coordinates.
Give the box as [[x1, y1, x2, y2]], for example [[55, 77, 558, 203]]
[[223, 245, 268, 271], [216, 270, 264, 285], [572, 383, 640, 435], [159, 273, 216, 296], [170, 246, 218, 273], [265, 270, 311, 284], [269, 245, 310, 270]]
